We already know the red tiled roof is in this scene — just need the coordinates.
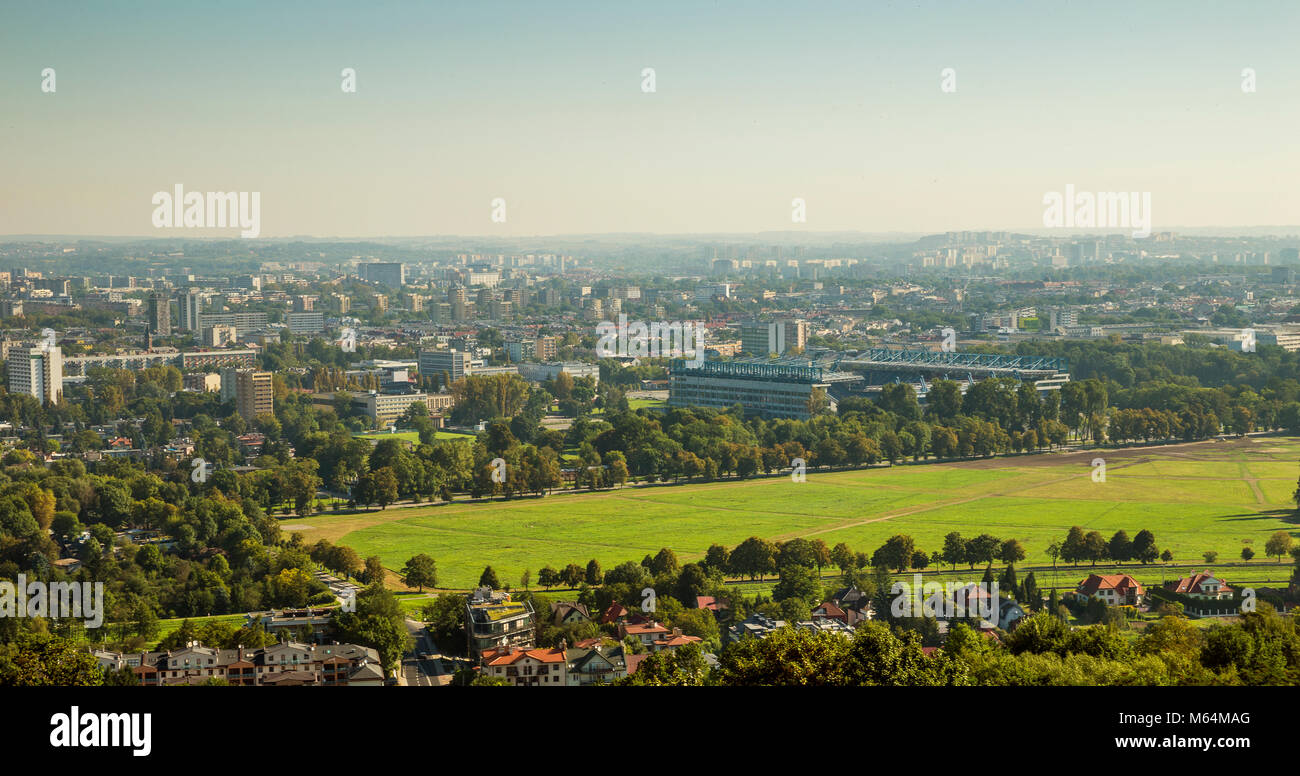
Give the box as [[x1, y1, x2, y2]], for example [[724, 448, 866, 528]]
[[482, 647, 567, 667], [621, 621, 668, 636], [600, 603, 628, 624], [1077, 573, 1144, 596], [1166, 571, 1233, 596]]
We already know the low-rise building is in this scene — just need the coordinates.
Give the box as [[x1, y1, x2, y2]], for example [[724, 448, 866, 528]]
[[92, 641, 385, 686], [1076, 573, 1145, 606], [466, 587, 535, 655]]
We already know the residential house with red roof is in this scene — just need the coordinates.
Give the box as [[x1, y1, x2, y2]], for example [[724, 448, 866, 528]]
[[1076, 573, 1145, 606], [480, 645, 568, 686]]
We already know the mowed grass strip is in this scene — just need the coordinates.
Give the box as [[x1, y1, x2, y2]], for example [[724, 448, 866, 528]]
[[319, 439, 1300, 589]]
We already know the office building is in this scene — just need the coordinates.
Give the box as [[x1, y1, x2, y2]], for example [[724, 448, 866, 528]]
[[419, 349, 472, 383], [359, 262, 405, 288], [741, 320, 808, 356]]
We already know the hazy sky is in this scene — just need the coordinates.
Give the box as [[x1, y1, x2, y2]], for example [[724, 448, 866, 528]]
[[2, 0, 1298, 238]]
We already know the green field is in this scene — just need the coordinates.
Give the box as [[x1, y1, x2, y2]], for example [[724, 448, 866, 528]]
[[303, 435, 1300, 591]]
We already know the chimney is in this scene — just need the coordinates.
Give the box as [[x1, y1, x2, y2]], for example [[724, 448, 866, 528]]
[[672, 627, 682, 637]]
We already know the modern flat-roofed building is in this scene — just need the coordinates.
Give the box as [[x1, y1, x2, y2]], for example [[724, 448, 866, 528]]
[[515, 361, 599, 384], [740, 319, 808, 356], [669, 357, 860, 420], [147, 292, 172, 336], [466, 587, 535, 656], [359, 262, 405, 288], [222, 368, 273, 421], [198, 312, 269, 336], [8, 343, 63, 404], [286, 311, 326, 334], [419, 348, 471, 382]]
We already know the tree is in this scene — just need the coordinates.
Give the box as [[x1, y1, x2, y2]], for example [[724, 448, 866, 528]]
[[561, 563, 584, 589], [728, 537, 777, 580], [1131, 529, 1159, 565], [1264, 531, 1294, 562], [965, 534, 1000, 569], [1203, 551, 1218, 564], [1061, 526, 1088, 566], [479, 566, 501, 589], [371, 467, 399, 509], [704, 544, 730, 574], [364, 555, 386, 585], [584, 559, 603, 586], [650, 548, 679, 576], [1240, 547, 1255, 562], [0, 633, 105, 686], [537, 566, 558, 591], [872, 534, 916, 573], [999, 539, 1026, 566], [1083, 531, 1109, 567], [1045, 541, 1062, 572], [1160, 549, 1174, 564], [1108, 531, 1132, 566], [520, 569, 531, 590], [831, 542, 855, 573], [941, 532, 966, 571], [401, 554, 438, 592], [773, 563, 823, 604]]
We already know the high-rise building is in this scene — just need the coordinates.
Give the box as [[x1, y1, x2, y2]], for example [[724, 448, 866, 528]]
[[286, 312, 326, 333], [8, 343, 63, 404], [741, 320, 808, 356], [180, 290, 202, 331], [359, 262, 405, 288], [148, 292, 172, 336], [222, 368, 274, 421]]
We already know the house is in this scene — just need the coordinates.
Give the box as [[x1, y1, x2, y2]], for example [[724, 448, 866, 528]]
[[52, 558, 82, 574], [245, 608, 335, 643], [92, 641, 384, 686], [1165, 571, 1238, 617], [695, 595, 729, 613], [727, 613, 787, 643], [600, 602, 629, 625], [650, 627, 702, 652], [1076, 573, 1145, 606], [811, 601, 848, 624], [795, 618, 855, 638], [480, 645, 568, 686], [618, 620, 669, 648], [997, 599, 1028, 631], [566, 643, 628, 685], [551, 601, 592, 626], [1166, 571, 1234, 600], [827, 584, 874, 624]]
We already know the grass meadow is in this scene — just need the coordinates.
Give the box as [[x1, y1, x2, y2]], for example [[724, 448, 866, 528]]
[[295, 435, 1300, 592]]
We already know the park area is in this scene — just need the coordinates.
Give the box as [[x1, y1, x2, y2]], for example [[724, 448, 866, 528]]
[[292, 435, 1300, 593]]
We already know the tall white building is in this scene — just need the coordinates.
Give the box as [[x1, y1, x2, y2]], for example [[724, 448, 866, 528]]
[[8, 344, 63, 404]]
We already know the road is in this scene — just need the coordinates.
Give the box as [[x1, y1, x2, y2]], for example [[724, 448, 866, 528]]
[[401, 618, 453, 687]]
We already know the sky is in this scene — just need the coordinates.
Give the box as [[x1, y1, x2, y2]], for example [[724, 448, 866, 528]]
[[2, 0, 1298, 238]]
